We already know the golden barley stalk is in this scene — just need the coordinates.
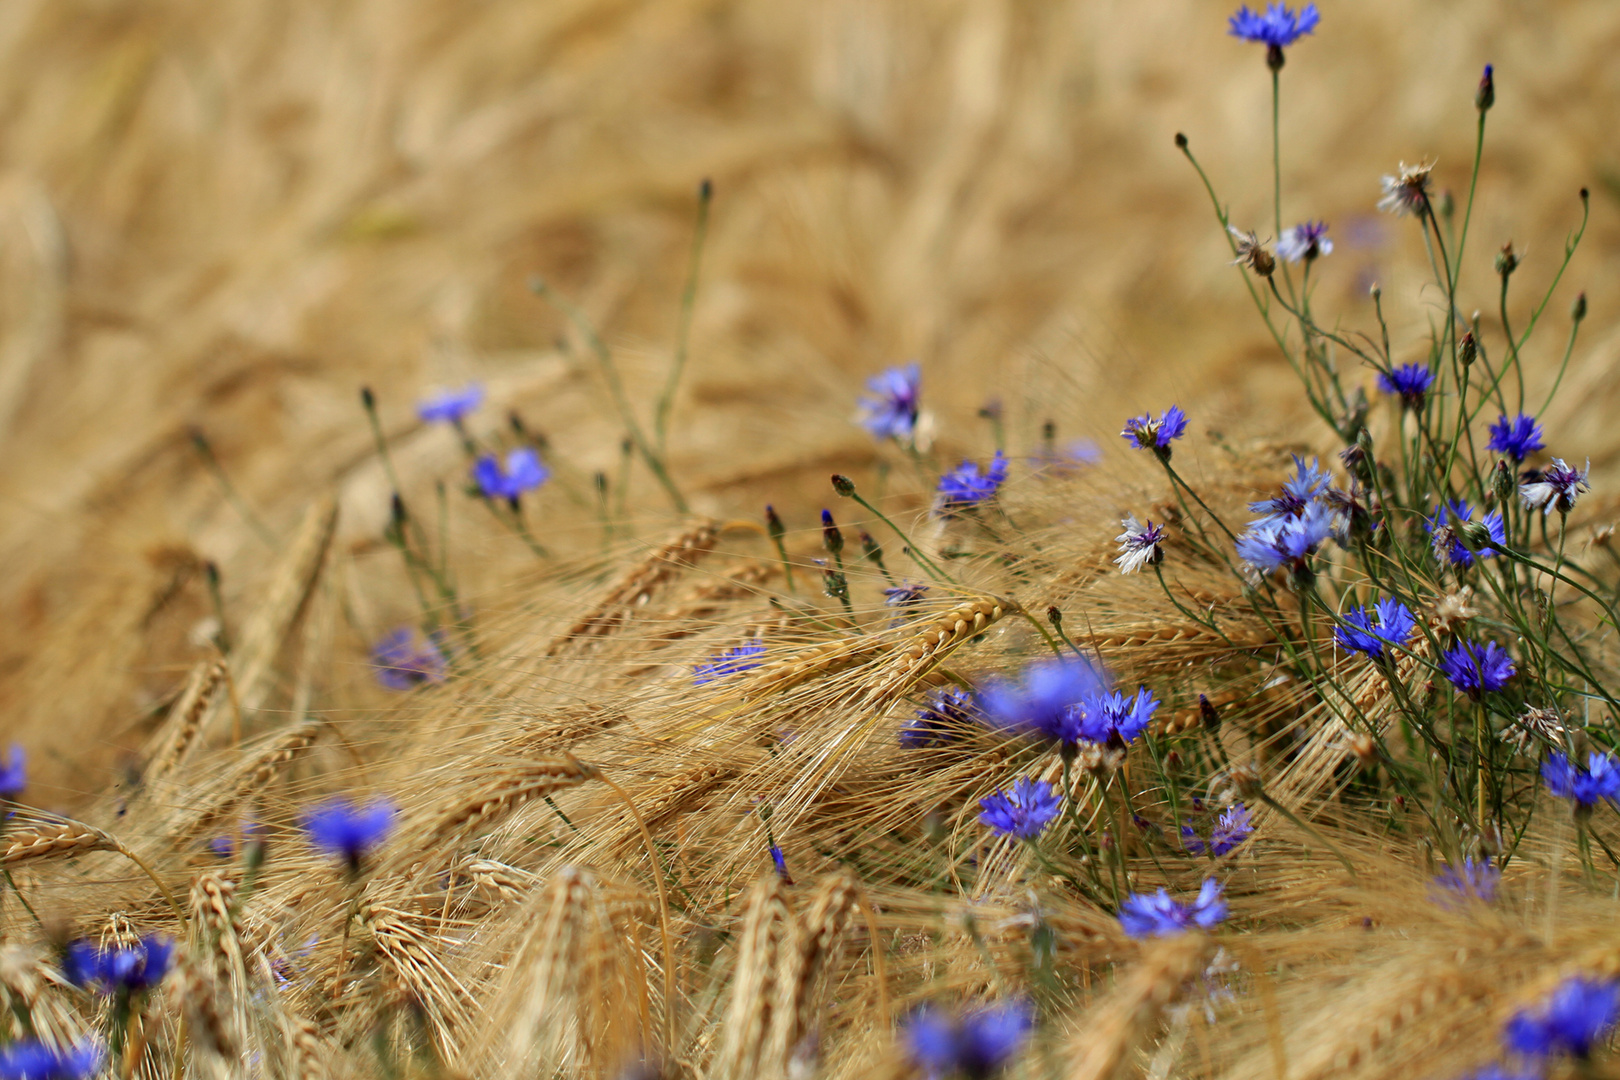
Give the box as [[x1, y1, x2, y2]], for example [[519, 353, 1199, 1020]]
[[146, 658, 227, 780], [417, 756, 595, 847], [713, 875, 795, 1080], [545, 519, 720, 654], [1066, 934, 1213, 1080]]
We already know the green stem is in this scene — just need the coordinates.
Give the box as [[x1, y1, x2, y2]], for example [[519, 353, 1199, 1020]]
[[654, 180, 712, 456]]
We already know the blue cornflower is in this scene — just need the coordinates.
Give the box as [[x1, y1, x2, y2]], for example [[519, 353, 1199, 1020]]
[[1248, 455, 1333, 518], [1433, 858, 1500, 903], [903, 1001, 1033, 1080], [1378, 363, 1435, 411], [64, 937, 173, 994], [857, 363, 921, 442], [981, 656, 1108, 749], [1334, 598, 1416, 662], [937, 451, 1009, 511], [0, 1040, 103, 1080], [1458, 1067, 1537, 1080], [1235, 500, 1335, 575], [769, 844, 791, 883], [1487, 413, 1546, 463], [1504, 975, 1620, 1059], [371, 627, 448, 691], [1227, 2, 1319, 49], [472, 448, 549, 501], [1114, 515, 1167, 575], [0, 744, 24, 800], [417, 384, 484, 424], [302, 796, 397, 872], [1276, 221, 1332, 263], [1520, 458, 1590, 516], [884, 581, 930, 607], [1542, 752, 1620, 807], [977, 778, 1062, 840], [902, 688, 982, 749], [1121, 406, 1188, 456], [1182, 804, 1255, 857], [694, 640, 766, 685], [1427, 499, 1504, 569], [1077, 688, 1160, 746], [1119, 878, 1227, 938], [1439, 639, 1516, 700]]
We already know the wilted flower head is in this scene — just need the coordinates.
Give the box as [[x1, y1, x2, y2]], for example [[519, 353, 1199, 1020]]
[[1276, 221, 1332, 263], [903, 1001, 1033, 1080], [1504, 975, 1620, 1058], [0, 1039, 103, 1080], [1377, 363, 1435, 410], [1181, 804, 1255, 857], [1439, 639, 1516, 700], [1427, 500, 1504, 569], [1227, 2, 1319, 48], [472, 447, 550, 501], [857, 363, 921, 442], [372, 627, 448, 691], [977, 778, 1062, 840], [64, 937, 173, 995], [1378, 161, 1435, 218], [694, 639, 766, 685], [1506, 707, 1567, 755], [1542, 751, 1620, 807], [1114, 515, 1167, 574], [1121, 406, 1188, 456], [937, 451, 1009, 511], [1119, 878, 1227, 938], [302, 796, 398, 872], [1235, 500, 1335, 576], [417, 384, 484, 424], [1487, 413, 1545, 463], [1334, 598, 1416, 661], [902, 688, 982, 749], [1228, 226, 1275, 277], [1520, 458, 1590, 516], [0, 744, 24, 800], [1433, 858, 1500, 903], [981, 656, 1107, 748]]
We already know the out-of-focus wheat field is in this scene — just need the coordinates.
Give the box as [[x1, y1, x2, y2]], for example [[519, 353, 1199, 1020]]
[[0, 0, 1615, 802]]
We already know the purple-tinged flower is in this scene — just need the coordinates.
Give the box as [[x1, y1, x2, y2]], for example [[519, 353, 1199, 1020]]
[[1235, 500, 1335, 575], [1520, 458, 1590, 516], [1182, 804, 1254, 857], [1249, 455, 1334, 518], [1457, 1067, 1537, 1080], [1077, 688, 1160, 746], [1227, 2, 1319, 48], [1433, 858, 1500, 903], [1542, 752, 1620, 807], [937, 451, 1009, 511], [302, 796, 397, 872], [372, 627, 448, 691], [1378, 162, 1435, 218], [0, 744, 24, 800], [857, 363, 921, 442], [769, 844, 792, 883], [1276, 221, 1332, 263], [1487, 413, 1545, 463], [472, 447, 550, 501], [0, 1040, 103, 1080], [1121, 406, 1188, 455], [903, 1001, 1033, 1080], [902, 688, 982, 749], [695, 640, 766, 685], [417, 384, 484, 424], [1030, 438, 1101, 477], [977, 778, 1062, 840], [1378, 363, 1435, 410], [1427, 499, 1504, 569], [1334, 598, 1416, 661], [884, 581, 930, 607], [1504, 975, 1620, 1058], [1119, 878, 1227, 938], [64, 937, 173, 995], [981, 657, 1108, 749], [1114, 515, 1167, 575], [1439, 639, 1515, 700]]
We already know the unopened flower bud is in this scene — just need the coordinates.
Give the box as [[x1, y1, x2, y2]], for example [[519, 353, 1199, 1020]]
[[1572, 291, 1587, 323], [831, 474, 856, 498], [1495, 242, 1518, 278], [360, 386, 376, 412], [820, 509, 844, 555], [1199, 693, 1221, 733], [1456, 518, 1494, 552], [1457, 330, 1477, 368], [1369, 282, 1382, 302], [1492, 459, 1516, 504], [1174, 132, 1188, 149], [765, 505, 786, 543], [1437, 190, 1455, 221], [1475, 63, 1495, 112], [1047, 606, 1064, 629]]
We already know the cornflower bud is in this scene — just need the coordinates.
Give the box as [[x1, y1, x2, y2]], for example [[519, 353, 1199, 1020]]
[[1046, 606, 1063, 629], [765, 505, 786, 544], [831, 473, 856, 498], [1495, 241, 1518, 278], [859, 530, 883, 565], [1492, 459, 1516, 505], [1174, 132, 1188, 149], [820, 509, 844, 555], [1457, 330, 1477, 368], [1572, 291, 1587, 323], [1475, 63, 1495, 112], [1199, 693, 1221, 733]]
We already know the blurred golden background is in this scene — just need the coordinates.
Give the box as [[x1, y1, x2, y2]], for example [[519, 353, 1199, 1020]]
[[1, 0, 1615, 803]]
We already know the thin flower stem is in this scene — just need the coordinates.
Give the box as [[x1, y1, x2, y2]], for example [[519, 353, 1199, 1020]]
[[844, 490, 957, 585], [654, 181, 712, 456]]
